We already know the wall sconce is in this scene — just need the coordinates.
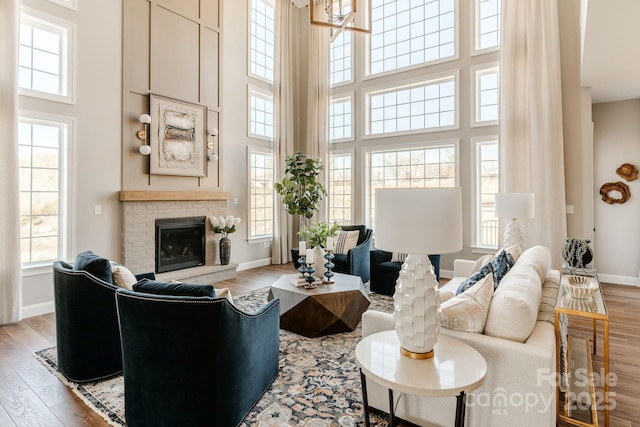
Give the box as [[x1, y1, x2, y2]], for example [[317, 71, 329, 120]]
[[137, 114, 152, 155], [207, 128, 219, 162]]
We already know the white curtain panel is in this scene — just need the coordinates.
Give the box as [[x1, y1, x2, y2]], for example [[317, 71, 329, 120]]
[[499, 0, 567, 268], [0, 0, 23, 324], [272, 0, 295, 264], [306, 25, 330, 222]]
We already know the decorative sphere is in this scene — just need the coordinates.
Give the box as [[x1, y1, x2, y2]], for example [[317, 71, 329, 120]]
[[139, 145, 152, 155]]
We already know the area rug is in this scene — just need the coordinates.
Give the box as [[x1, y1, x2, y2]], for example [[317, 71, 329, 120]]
[[34, 287, 395, 426]]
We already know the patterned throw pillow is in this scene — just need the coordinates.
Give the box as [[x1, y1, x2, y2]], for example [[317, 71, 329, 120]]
[[490, 250, 516, 289], [456, 262, 493, 295], [334, 230, 359, 255], [391, 252, 408, 262], [441, 274, 494, 333]]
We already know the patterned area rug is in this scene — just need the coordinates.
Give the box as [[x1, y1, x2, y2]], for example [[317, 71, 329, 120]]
[[34, 287, 395, 426]]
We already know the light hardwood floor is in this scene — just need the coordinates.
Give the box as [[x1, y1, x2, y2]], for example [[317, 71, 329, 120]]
[[0, 264, 637, 426]]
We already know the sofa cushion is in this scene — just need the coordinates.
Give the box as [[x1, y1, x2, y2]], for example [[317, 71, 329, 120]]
[[334, 230, 359, 255], [74, 251, 113, 284], [111, 264, 138, 290], [483, 246, 550, 342], [471, 254, 494, 275], [133, 279, 215, 298], [441, 274, 494, 333], [456, 262, 492, 295], [538, 269, 561, 323]]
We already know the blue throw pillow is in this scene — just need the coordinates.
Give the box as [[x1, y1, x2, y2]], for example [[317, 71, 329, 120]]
[[456, 263, 493, 295], [490, 250, 516, 289], [133, 279, 215, 298], [74, 251, 113, 284]]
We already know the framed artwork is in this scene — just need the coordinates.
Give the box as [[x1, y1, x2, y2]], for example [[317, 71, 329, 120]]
[[149, 94, 207, 177]]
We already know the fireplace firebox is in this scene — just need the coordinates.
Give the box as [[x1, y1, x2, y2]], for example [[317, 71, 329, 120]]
[[155, 217, 206, 273]]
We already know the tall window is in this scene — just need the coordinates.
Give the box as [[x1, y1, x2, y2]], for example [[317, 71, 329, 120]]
[[367, 143, 457, 227], [366, 74, 457, 136], [329, 95, 353, 142], [473, 65, 499, 126], [19, 10, 73, 102], [330, 31, 352, 86], [248, 87, 274, 140], [328, 152, 353, 225], [19, 116, 69, 265], [248, 148, 274, 240], [369, 0, 456, 75], [475, 0, 501, 52], [474, 138, 499, 248], [249, 0, 275, 82]]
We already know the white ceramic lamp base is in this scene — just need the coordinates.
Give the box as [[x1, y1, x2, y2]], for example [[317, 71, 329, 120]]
[[393, 254, 441, 359], [503, 218, 525, 252]]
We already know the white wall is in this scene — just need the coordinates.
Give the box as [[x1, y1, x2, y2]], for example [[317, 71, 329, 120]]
[[593, 99, 640, 285], [21, 0, 122, 315]]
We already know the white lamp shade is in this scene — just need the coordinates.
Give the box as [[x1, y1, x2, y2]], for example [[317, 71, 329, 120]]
[[495, 192, 535, 219], [375, 187, 463, 255]]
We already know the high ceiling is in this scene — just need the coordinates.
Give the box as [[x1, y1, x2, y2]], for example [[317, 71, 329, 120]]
[[581, 0, 640, 103]]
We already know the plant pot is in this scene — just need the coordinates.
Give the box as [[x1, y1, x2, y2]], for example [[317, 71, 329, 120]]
[[219, 237, 231, 265]]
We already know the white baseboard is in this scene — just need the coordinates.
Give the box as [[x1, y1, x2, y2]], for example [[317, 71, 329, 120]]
[[597, 273, 639, 287], [237, 258, 272, 272], [22, 301, 55, 318]]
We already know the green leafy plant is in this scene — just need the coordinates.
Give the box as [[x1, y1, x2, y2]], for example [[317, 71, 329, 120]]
[[274, 152, 327, 220], [298, 221, 340, 248]]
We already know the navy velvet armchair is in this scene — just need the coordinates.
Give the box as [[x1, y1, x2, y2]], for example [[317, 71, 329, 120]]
[[115, 289, 280, 427], [332, 225, 373, 283], [369, 250, 440, 295], [52, 260, 154, 383]]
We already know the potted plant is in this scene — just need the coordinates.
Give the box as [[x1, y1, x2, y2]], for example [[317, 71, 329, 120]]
[[298, 221, 340, 248], [209, 216, 241, 265], [274, 152, 327, 230]]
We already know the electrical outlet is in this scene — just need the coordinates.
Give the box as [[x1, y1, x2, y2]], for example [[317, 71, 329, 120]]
[[94, 205, 102, 215]]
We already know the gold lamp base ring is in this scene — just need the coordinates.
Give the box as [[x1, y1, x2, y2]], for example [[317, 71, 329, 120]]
[[400, 347, 434, 359]]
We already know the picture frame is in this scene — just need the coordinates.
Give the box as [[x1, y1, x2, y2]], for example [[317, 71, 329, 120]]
[[149, 94, 207, 177]]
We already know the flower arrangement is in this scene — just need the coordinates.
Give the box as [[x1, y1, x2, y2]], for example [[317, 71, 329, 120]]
[[209, 216, 241, 238], [298, 221, 340, 248]]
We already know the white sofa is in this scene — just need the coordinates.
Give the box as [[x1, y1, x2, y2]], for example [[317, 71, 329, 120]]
[[362, 245, 559, 427]]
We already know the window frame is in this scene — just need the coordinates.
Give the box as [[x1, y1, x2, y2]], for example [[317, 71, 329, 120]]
[[247, 0, 275, 84], [18, 110, 73, 273], [471, 135, 500, 251], [362, 70, 460, 139], [364, 0, 460, 80], [330, 30, 354, 88], [471, 62, 499, 127], [328, 149, 355, 226], [246, 145, 274, 243], [19, 7, 76, 104], [247, 84, 274, 141], [47, 0, 78, 11], [364, 139, 460, 227], [472, 0, 501, 56], [329, 92, 355, 143]]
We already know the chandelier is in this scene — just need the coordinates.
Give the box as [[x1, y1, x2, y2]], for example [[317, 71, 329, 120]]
[[310, 0, 371, 41]]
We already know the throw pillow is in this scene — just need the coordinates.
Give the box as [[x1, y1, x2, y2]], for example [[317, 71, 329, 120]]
[[538, 270, 561, 323], [441, 274, 494, 333], [470, 254, 494, 275], [334, 230, 359, 255], [490, 250, 516, 289], [133, 279, 215, 297], [214, 287, 235, 306], [74, 251, 113, 284], [500, 244, 522, 262], [391, 252, 408, 262], [456, 263, 492, 295], [111, 264, 138, 290]]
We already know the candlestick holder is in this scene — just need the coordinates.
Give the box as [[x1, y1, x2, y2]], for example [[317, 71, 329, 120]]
[[304, 263, 317, 288], [297, 255, 307, 278], [323, 250, 335, 284]]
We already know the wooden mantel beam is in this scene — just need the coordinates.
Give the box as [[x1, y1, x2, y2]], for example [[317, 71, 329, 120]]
[[118, 191, 231, 202]]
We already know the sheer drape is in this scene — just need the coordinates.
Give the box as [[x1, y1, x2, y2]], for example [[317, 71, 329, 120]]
[[500, 0, 567, 268], [0, 0, 23, 324], [272, 0, 295, 264], [306, 26, 330, 222]]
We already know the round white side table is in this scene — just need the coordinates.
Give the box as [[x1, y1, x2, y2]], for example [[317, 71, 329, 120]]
[[355, 330, 488, 427]]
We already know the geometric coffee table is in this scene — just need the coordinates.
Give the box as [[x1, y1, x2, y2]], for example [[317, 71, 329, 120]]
[[267, 273, 370, 338]]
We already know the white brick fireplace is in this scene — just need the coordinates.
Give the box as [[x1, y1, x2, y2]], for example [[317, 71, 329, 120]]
[[119, 191, 237, 283]]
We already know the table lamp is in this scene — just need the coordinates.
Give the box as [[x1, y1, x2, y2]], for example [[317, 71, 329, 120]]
[[494, 192, 535, 252], [375, 187, 463, 359]]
